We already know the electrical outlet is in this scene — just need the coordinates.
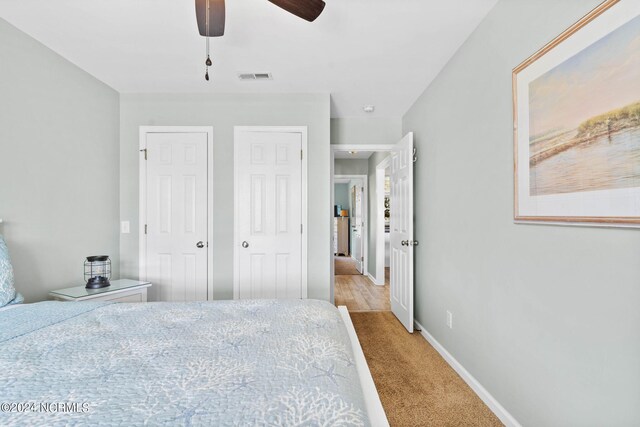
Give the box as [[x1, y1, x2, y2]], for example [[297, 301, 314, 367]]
[[121, 221, 130, 234], [446, 310, 453, 329]]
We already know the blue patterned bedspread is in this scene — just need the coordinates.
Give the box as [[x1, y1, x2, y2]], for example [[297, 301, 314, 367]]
[[0, 299, 369, 426]]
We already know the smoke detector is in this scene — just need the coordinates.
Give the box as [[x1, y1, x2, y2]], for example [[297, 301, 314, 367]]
[[363, 105, 375, 113], [238, 72, 273, 81]]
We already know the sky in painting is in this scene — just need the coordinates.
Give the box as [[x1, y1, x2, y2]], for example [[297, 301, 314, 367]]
[[529, 13, 640, 139]]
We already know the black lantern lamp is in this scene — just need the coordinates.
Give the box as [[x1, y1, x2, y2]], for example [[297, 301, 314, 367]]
[[84, 256, 111, 289]]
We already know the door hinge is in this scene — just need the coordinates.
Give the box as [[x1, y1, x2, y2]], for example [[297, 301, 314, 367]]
[[301, 224, 303, 234], [361, 256, 364, 262], [144, 224, 147, 234], [300, 150, 303, 160], [140, 148, 147, 160]]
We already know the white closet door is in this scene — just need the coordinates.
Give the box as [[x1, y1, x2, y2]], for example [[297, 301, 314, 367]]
[[145, 132, 208, 302], [235, 129, 303, 299], [390, 132, 414, 333]]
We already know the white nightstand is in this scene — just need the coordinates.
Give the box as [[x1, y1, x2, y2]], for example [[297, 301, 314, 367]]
[[49, 279, 152, 302]]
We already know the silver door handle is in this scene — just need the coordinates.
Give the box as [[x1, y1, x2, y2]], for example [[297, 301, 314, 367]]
[[196, 241, 204, 248], [242, 241, 249, 248], [410, 240, 419, 246], [401, 240, 408, 246]]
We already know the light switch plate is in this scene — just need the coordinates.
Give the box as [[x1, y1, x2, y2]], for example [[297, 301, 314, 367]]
[[121, 221, 130, 234]]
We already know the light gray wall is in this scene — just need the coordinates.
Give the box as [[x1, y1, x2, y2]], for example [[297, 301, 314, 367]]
[[0, 19, 120, 303], [120, 93, 331, 301], [367, 152, 390, 276], [403, 1, 640, 425], [334, 183, 350, 214], [331, 118, 401, 145], [334, 159, 369, 176]]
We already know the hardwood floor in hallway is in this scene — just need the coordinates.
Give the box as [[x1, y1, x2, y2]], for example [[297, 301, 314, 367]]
[[334, 256, 390, 312]]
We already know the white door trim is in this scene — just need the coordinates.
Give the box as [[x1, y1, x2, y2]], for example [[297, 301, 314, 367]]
[[375, 156, 392, 286], [330, 145, 394, 297], [233, 126, 308, 299], [334, 174, 368, 276], [138, 126, 215, 300]]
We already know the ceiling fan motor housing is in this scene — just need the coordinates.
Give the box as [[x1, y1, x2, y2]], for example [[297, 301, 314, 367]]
[[195, 0, 226, 37]]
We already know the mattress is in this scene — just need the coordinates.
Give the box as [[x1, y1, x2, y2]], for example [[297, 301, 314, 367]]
[[0, 299, 370, 426]]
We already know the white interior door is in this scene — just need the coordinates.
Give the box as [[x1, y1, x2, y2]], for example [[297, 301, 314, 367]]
[[235, 128, 304, 299], [352, 185, 364, 274], [390, 132, 414, 333], [145, 131, 208, 301]]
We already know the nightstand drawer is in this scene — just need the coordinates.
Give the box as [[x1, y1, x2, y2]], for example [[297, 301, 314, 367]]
[[98, 289, 147, 303], [49, 280, 151, 302]]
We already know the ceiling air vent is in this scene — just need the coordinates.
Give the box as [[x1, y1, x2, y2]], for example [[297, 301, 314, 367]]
[[238, 72, 273, 81]]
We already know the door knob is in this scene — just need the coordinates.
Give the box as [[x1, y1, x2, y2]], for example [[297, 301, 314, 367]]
[[196, 241, 205, 248], [242, 241, 249, 248], [410, 240, 419, 246], [401, 240, 408, 246]]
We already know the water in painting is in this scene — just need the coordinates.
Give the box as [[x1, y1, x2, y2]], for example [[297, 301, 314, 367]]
[[528, 14, 640, 196]]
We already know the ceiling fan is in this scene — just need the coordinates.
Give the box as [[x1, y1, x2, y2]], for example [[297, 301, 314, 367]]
[[195, 0, 326, 80]]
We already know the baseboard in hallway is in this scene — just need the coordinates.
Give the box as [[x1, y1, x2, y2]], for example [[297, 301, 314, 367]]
[[350, 311, 504, 427], [414, 320, 521, 427]]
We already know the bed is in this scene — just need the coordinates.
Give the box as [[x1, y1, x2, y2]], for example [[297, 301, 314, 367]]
[[0, 299, 388, 426]]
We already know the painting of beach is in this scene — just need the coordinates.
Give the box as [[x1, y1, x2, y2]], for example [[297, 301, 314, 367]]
[[528, 13, 640, 197]]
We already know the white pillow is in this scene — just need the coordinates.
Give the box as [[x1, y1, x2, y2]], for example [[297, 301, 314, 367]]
[[0, 236, 17, 307]]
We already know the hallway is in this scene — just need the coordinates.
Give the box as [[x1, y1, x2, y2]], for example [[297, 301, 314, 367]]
[[334, 256, 390, 312]]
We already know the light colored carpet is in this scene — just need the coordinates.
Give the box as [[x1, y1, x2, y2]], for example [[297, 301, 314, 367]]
[[335, 256, 361, 275], [350, 311, 503, 427]]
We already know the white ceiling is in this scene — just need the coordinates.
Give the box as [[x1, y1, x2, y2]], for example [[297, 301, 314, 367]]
[[0, 0, 497, 118]]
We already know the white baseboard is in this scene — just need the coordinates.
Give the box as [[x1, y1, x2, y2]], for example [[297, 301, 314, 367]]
[[367, 273, 384, 286], [414, 319, 522, 427]]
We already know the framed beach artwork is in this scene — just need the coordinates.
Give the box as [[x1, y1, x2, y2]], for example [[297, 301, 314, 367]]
[[513, 0, 640, 226]]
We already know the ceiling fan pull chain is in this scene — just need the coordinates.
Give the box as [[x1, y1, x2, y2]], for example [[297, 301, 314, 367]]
[[204, 0, 211, 81], [205, 37, 211, 81], [206, 37, 212, 67]]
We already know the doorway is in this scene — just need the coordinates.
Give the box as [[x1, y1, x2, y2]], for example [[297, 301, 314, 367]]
[[330, 135, 415, 332], [331, 146, 393, 312], [375, 156, 392, 290], [334, 174, 367, 275]]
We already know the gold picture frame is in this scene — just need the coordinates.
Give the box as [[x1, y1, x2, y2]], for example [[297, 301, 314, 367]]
[[513, 0, 640, 225]]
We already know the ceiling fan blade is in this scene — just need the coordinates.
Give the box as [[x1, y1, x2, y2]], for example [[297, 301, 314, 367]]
[[195, 0, 225, 37], [267, 0, 326, 22]]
